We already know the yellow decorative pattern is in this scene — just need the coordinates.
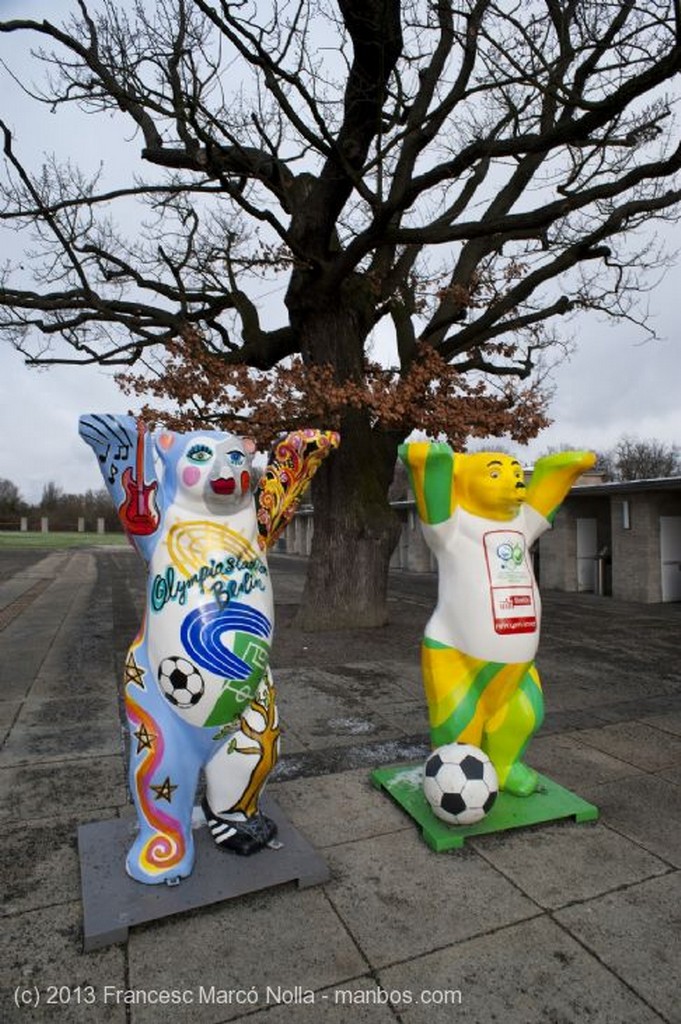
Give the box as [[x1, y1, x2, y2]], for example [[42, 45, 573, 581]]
[[256, 430, 340, 550], [166, 520, 258, 577]]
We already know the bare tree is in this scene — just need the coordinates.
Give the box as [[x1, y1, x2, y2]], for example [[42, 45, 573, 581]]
[[38, 481, 65, 511], [609, 435, 680, 479], [1, 1, 680, 626], [0, 477, 24, 516]]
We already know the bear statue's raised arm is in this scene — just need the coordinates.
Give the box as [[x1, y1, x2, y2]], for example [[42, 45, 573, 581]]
[[78, 413, 162, 561], [256, 429, 341, 550], [525, 450, 597, 522], [398, 441, 455, 527]]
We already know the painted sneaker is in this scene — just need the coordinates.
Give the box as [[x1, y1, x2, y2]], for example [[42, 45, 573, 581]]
[[201, 797, 278, 855]]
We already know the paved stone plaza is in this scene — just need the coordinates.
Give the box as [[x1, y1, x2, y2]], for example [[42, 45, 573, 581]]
[[1, 545, 680, 1023]]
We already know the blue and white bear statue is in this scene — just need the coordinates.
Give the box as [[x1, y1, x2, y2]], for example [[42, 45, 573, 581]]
[[80, 414, 338, 884]]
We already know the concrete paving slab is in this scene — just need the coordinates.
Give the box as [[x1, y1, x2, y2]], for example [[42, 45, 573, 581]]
[[31, 666, 119, 700], [241, 976, 397, 1023], [272, 735, 430, 783], [0, 566, 97, 694], [641, 710, 681, 737], [0, 576, 46, 613], [330, 659, 424, 697], [324, 829, 539, 968], [127, 886, 369, 1024], [0, 548, 59, 581], [275, 666, 411, 709], [0, 902, 127, 1024], [275, 720, 309, 754], [0, 755, 127, 823], [270, 767, 412, 849], [537, 636, 656, 677], [21, 551, 76, 578], [275, 668, 406, 750], [531, 664, 656, 713], [271, 594, 428, 671], [471, 820, 668, 909], [377, 914, 666, 1024], [373, 698, 429, 736], [540, 707, 615, 734], [656, 764, 681, 786], [30, 595, 117, 697], [2, 813, 115, 915], [278, 709, 403, 751], [527, 733, 645, 791], [588, 694, 681, 725], [548, 667, 679, 708], [537, 643, 681, 692], [0, 700, 20, 744], [583, 773, 681, 868], [556, 872, 681, 1023], [572, 721, 681, 772], [0, 721, 124, 768], [0, 618, 72, 700], [13, 694, 120, 729]]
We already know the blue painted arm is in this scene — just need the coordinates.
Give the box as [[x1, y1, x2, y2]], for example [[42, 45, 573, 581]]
[[78, 413, 163, 560]]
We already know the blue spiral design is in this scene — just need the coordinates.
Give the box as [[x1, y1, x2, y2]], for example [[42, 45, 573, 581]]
[[180, 601, 271, 680]]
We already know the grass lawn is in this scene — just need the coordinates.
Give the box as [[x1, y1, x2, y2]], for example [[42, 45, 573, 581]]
[[0, 531, 129, 549]]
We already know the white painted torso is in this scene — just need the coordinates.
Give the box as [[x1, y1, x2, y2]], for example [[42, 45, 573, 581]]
[[422, 505, 549, 663], [144, 500, 273, 726]]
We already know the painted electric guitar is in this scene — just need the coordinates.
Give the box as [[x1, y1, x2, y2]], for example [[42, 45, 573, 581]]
[[120, 420, 160, 535]]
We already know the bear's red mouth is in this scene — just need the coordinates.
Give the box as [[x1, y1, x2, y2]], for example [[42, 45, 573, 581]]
[[210, 477, 236, 495]]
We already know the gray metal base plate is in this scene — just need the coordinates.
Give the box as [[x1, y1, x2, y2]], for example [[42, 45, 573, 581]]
[[77, 796, 330, 952]]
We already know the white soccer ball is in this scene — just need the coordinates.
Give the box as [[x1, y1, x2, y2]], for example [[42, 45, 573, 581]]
[[158, 656, 205, 708], [423, 743, 499, 825]]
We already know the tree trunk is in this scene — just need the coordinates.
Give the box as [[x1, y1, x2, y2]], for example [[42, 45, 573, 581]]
[[296, 411, 402, 629], [291, 290, 403, 629]]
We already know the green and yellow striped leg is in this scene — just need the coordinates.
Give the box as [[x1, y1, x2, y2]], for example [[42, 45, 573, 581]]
[[421, 640, 544, 796], [481, 664, 544, 796]]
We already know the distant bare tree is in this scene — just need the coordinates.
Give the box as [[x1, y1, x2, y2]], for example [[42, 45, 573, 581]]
[[39, 485, 122, 530], [0, 477, 24, 516], [38, 481, 64, 511], [609, 435, 680, 480]]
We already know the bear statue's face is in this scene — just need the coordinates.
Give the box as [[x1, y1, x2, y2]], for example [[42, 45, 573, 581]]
[[157, 431, 257, 514], [458, 452, 526, 521]]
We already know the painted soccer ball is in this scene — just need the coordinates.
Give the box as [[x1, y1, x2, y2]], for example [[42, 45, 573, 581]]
[[423, 743, 499, 826], [158, 657, 205, 708]]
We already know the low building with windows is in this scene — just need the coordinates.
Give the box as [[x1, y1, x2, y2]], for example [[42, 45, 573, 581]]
[[538, 477, 681, 603]]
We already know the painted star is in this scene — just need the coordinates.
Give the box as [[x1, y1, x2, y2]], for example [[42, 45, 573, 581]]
[[125, 653, 146, 689], [151, 777, 178, 803], [133, 723, 155, 754]]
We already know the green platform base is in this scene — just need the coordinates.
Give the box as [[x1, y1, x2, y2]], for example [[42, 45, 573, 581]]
[[371, 763, 599, 852]]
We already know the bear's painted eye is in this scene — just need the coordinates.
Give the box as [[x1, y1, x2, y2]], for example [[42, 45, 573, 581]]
[[228, 450, 246, 467], [490, 470, 500, 479], [187, 444, 213, 463]]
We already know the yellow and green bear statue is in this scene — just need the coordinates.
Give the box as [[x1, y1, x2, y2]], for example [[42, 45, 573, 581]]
[[399, 443, 596, 797]]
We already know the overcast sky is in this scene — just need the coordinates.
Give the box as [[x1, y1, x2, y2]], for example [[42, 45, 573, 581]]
[[1, 1, 679, 505]]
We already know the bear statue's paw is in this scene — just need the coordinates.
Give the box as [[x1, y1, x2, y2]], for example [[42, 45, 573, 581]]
[[125, 832, 195, 886], [202, 797, 278, 856], [500, 761, 539, 797]]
